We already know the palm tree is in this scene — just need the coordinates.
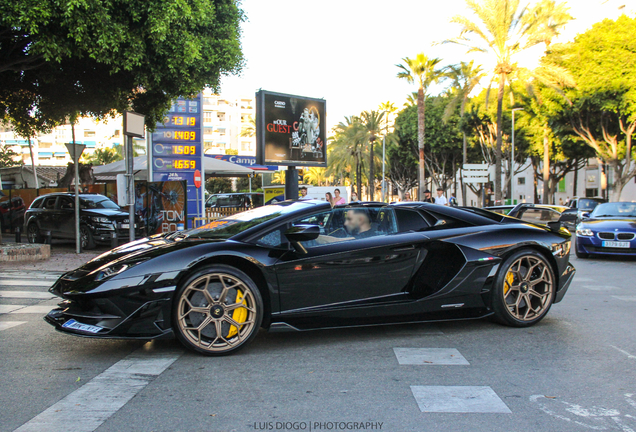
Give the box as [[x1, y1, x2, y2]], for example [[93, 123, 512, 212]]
[[360, 110, 385, 201], [396, 54, 445, 200], [327, 116, 367, 196], [444, 0, 571, 204], [444, 61, 486, 204], [271, 171, 285, 185], [83, 147, 122, 165], [240, 116, 256, 138], [303, 167, 331, 186]]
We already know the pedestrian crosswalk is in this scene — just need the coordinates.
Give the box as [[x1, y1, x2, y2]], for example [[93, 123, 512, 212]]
[[0, 270, 62, 332]]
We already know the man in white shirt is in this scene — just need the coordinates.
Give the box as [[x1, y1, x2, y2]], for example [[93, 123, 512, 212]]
[[434, 187, 448, 206]]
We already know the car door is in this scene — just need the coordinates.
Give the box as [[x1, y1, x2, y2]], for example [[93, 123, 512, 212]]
[[56, 197, 76, 239], [274, 207, 424, 313], [38, 196, 59, 234]]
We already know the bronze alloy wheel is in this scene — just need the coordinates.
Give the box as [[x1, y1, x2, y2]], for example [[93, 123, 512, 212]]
[[175, 266, 262, 355], [492, 250, 555, 327]]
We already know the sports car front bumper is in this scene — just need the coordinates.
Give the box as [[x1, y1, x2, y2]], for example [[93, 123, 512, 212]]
[[554, 263, 575, 303]]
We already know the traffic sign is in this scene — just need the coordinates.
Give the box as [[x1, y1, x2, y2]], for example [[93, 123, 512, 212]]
[[194, 169, 202, 188], [462, 163, 490, 184]]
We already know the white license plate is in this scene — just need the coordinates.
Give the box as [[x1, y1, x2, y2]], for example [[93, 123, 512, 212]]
[[62, 319, 103, 334], [120, 223, 137, 229], [602, 241, 630, 248]]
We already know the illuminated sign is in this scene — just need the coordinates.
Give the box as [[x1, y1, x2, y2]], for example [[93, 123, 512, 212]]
[[255, 90, 326, 167], [150, 95, 203, 228]]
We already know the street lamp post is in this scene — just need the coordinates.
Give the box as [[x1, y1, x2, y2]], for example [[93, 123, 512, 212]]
[[381, 136, 386, 202], [511, 108, 524, 204]]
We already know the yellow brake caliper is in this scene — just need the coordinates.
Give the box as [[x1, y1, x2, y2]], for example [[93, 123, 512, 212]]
[[226, 289, 247, 338], [504, 272, 514, 295]]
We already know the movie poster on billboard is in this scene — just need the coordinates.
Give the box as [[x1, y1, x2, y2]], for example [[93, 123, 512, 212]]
[[256, 90, 326, 167]]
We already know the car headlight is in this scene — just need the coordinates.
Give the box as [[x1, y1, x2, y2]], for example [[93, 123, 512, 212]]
[[576, 225, 594, 237], [94, 258, 149, 281], [91, 216, 111, 224]]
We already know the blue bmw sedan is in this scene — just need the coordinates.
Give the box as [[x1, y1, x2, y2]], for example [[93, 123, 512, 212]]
[[575, 202, 636, 258]]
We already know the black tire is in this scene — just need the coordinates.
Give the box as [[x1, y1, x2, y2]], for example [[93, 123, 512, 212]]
[[491, 249, 556, 327], [80, 225, 95, 250], [173, 264, 263, 356], [26, 222, 43, 244]]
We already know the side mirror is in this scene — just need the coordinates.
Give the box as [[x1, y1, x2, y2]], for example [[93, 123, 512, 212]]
[[579, 211, 590, 220], [284, 225, 320, 253]]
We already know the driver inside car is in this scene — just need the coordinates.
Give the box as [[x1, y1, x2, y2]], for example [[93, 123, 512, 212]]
[[316, 208, 375, 244]]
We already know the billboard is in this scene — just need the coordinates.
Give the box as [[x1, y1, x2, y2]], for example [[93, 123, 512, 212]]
[[149, 95, 204, 228], [256, 90, 326, 167]]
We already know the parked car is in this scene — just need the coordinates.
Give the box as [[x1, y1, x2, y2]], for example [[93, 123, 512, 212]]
[[574, 201, 636, 258], [205, 193, 263, 210], [24, 193, 144, 249], [0, 196, 26, 232], [485, 204, 567, 226], [560, 197, 607, 230], [45, 200, 574, 356]]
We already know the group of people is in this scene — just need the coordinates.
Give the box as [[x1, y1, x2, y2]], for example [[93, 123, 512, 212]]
[[402, 188, 455, 206], [324, 189, 347, 206]]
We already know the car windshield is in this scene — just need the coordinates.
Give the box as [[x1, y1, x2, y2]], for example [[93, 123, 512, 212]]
[[579, 199, 602, 211], [187, 201, 317, 240], [590, 202, 636, 218], [81, 196, 120, 210]]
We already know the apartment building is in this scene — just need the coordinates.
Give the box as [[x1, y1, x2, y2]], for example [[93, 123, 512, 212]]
[[201, 90, 256, 156]]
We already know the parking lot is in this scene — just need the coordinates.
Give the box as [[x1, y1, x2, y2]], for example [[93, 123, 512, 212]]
[[1, 243, 635, 432]]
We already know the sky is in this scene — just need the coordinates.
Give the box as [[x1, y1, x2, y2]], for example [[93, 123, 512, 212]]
[[220, 0, 635, 131]]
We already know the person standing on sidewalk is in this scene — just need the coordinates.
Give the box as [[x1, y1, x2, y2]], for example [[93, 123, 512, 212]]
[[434, 187, 448, 206]]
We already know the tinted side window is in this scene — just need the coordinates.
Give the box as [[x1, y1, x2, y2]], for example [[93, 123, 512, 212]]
[[395, 208, 430, 232], [43, 197, 57, 210], [59, 197, 74, 210], [518, 208, 560, 223], [30, 197, 44, 209]]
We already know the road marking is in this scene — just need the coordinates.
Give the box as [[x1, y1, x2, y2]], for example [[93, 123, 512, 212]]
[[0, 279, 53, 287], [0, 305, 55, 315], [610, 345, 636, 360], [582, 285, 619, 291], [0, 321, 26, 332], [411, 386, 511, 413], [0, 291, 55, 299], [0, 305, 24, 314], [394, 348, 469, 365], [14, 343, 182, 432], [613, 296, 636, 302]]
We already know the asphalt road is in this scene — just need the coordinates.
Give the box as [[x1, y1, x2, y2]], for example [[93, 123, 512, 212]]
[[1, 246, 635, 432]]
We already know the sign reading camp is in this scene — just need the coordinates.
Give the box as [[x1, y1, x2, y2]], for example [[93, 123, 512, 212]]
[[256, 90, 326, 167]]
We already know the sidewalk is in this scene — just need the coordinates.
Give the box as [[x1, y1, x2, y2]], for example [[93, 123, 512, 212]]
[[0, 242, 103, 272]]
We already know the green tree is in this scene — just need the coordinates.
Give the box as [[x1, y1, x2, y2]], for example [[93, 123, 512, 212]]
[[82, 147, 122, 166], [547, 15, 636, 200], [303, 167, 331, 186], [396, 54, 445, 199], [445, 0, 571, 204], [1, 0, 244, 130], [327, 116, 367, 195], [206, 177, 232, 194], [237, 175, 262, 192], [240, 117, 256, 138], [0, 144, 20, 168], [360, 110, 385, 200], [444, 61, 486, 204]]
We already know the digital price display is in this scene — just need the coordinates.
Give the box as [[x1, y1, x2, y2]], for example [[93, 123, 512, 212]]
[[152, 129, 198, 143], [163, 115, 197, 127], [153, 158, 199, 170], [150, 95, 204, 228], [153, 144, 199, 156]]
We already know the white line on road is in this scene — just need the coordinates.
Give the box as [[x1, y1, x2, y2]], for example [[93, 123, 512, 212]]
[[0, 291, 55, 299], [612, 296, 636, 302], [0, 305, 56, 315], [0, 321, 26, 332], [13, 343, 182, 432], [610, 345, 636, 360], [394, 348, 470, 365], [0, 279, 54, 287]]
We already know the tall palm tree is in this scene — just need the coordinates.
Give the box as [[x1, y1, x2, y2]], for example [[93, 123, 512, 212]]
[[327, 116, 367, 196], [360, 110, 385, 201], [83, 147, 122, 165], [444, 0, 571, 204], [303, 167, 331, 186], [444, 61, 486, 204], [240, 116, 256, 138], [396, 54, 445, 200]]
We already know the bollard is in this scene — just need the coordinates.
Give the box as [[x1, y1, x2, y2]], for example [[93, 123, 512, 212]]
[[43, 230, 52, 245], [111, 231, 118, 248], [15, 226, 21, 243]]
